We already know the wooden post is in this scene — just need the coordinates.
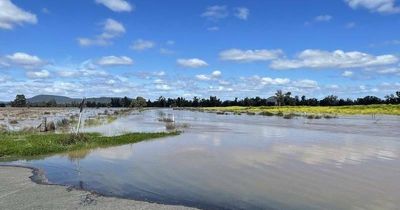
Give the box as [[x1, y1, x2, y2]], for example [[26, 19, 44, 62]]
[[75, 98, 85, 134]]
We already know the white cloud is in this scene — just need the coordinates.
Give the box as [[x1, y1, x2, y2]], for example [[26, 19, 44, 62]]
[[345, 0, 400, 14], [375, 66, 400, 75], [260, 77, 291, 85], [131, 39, 155, 51], [0, 75, 9, 82], [270, 49, 398, 69], [177, 58, 208, 68], [96, 56, 133, 66], [196, 74, 211, 81], [153, 79, 164, 84], [5, 52, 45, 69], [95, 0, 133, 12], [201, 5, 228, 20], [196, 70, 222, 81], [342, 70, 354, 77], [58, 70, 80, 78], [102, 18, 125, 36], [293, 79, 319, 89], [26, 70, 50, 79], [234, 7, 249, 20], [219, 49, 284, 62], [211, 70, 222, 77], [78, 18, 125, 46], [43, 82, 82, 94], [0, 0, 37, 30], [314, 15, 332, 22], [156, 84, 171, 91]]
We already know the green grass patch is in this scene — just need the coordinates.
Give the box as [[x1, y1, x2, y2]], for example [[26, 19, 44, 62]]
[[201, 104, 400, 115], [0, 131, 179, 159]]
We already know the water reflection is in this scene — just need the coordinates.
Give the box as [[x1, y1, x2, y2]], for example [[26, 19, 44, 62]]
[[4, 109, 400, 210]]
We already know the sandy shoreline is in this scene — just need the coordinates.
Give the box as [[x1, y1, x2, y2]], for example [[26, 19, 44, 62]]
[[0, 165, 198, 210]]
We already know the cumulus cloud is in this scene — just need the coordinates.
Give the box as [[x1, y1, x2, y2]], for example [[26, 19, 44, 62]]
[[131, 39, 155, 51], [374, 66, 400, 75], [57, 69, 108, 78], [342, 70, 354, 77], [96, 56, 133, 66], [201, 5, 228, 20], [78, 18, 125, 46], [211, 70, 222, 77], [196, 70, 222, 81], [345, 0, 400, 14], [177, 58, 208, 68], [5, 52, 45, 69], [259, 77, 291, 85], [26, 70, 50, 79], [245, 76, 291, 87], [270, 49, 398, 69], [234, 7, 249, 20], [95, 0, 133, 12], [0, 0, 37, 30], [220, 49, 284, 62]]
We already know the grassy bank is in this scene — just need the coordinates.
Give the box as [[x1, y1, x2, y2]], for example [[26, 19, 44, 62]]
[[0, 131, 179, 159], [199, 104, 400, 116]]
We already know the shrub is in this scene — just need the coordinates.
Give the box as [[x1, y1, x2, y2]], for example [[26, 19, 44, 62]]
[[9, 119, 18, 124], [259, 111, 274, 116], [60, 133, 89, 145], [46, 121, 56, 131]]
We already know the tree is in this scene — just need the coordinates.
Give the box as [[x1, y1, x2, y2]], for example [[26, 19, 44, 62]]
[[12, 94, 27, 107], [121, 96, 132, 107], [192, 97, 199, 107], [320, 95, 339, 106], [356, 96, 382, 105], [275, 90, 284, 106], [46, 99, 57, 107], [110, 98, 122, 107], [157, 96, 167, 107], [131, 96, 147, 108]]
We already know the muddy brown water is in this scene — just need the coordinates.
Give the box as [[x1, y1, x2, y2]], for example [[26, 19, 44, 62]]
[[2, 109, 400, 210]]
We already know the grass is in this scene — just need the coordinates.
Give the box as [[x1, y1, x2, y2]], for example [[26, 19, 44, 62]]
[[200, 104, 400, 116], [0, 131, 180, 159]]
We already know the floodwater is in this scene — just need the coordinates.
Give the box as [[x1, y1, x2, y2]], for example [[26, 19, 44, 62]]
[[3, 109, 400, 210]]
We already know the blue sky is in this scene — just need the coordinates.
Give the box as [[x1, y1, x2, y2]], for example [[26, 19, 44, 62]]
[[0, 0, 399, 101]]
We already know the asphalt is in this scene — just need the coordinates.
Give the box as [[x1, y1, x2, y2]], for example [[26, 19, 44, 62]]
[[0, 166, 198, 210]]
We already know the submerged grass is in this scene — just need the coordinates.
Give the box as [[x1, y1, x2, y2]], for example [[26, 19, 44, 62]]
[[201, 104, 400, 116], [0, 131, 180, 159]]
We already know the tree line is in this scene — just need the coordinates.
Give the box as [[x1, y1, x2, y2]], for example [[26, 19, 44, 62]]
[[2, 90, 400, 108]]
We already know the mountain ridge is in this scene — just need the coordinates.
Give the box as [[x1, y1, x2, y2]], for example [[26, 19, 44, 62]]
[[27, 95, 117, 104]]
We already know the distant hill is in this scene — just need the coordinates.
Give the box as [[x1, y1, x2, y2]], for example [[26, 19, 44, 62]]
[[27, 95, 115, 105], [28, 95, 79, 104]]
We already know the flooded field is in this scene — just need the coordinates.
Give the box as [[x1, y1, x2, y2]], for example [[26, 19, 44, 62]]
[[2, 109, 400, 210], [0, 107, 131, 132]]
